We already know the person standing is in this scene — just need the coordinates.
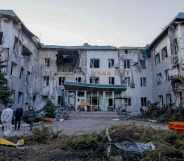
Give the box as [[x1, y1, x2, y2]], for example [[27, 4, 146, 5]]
[[1, 106, 13, 136], [14, 107, 23, 130]]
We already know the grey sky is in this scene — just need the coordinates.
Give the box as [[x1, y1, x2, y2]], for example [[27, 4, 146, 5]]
[[0, 0, 184, 46]]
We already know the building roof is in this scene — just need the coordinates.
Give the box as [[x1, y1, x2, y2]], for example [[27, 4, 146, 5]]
[[0, 10, 41, 47], [149, 12, 184, 49], [41, 44, 117, 51], [119, 46, 146, 50]]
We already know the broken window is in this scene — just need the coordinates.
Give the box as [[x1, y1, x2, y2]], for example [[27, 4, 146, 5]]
[[76, 77, 82, 83], [45, 58, 50, 67], [158, 95, 164, 107], [22, 46, 32, 56], [59, 77, 65, 86], [155, 53, 160, 65], [161, 47, 168, 60], [124, 59, 130, 69], [108, 98, 113, 106], [18, 92, 24, 105], [140, 59, 146, 69], [90, 77, 99, 84], [140, 77, 146, 87], [108, 59, 114, 68], [166, 93, 172, 106], [26, 71, 31, 83], [90, 59, 100, 68], [156, 73, 162, 85], [19, 67, 24, 79], [164, 69, 169, 81], [109, 77, 115, 85], [58, 96, 64, 106], [10, 62, 17, 76], [124, 97, 131, 106], [141, 97, 147, 106], [0, 32, 3, 45], [173, 39, 178, 55], [124, 49, 128, 54], [11, 90, 15, 103], [44, 76, 49, 86], [124, 77, 131, 87]]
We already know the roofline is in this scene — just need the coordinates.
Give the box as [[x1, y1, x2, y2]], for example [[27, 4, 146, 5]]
[[149, 12, 184, 50], [0, 10, 41, 48], [41, 44, 118, 50], [118, 46, 146, 50]]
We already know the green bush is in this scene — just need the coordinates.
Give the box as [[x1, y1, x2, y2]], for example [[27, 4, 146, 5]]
[[44, 100, 56, 118]]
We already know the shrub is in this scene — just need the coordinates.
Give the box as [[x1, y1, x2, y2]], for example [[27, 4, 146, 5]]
[[44, 100, 56, 118]]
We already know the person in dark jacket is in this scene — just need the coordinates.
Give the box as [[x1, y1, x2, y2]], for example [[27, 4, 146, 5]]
[[14, 107, 23, 130]]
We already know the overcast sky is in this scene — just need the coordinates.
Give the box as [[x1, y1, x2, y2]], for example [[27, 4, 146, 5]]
[[0, 0, 184, 47]]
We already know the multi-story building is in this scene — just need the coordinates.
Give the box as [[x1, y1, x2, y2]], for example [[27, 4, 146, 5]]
[[0, 10, 183, 115]]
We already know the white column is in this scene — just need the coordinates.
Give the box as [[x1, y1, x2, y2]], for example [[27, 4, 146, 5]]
[[112, 91, 115, 111], [75, 91, 78, 111]]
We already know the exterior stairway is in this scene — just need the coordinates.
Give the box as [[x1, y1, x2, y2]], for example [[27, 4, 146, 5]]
[[70, 112, 119, 120]]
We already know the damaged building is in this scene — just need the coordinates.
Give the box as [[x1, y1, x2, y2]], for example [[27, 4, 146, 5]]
[[0, 10, 183, 114]]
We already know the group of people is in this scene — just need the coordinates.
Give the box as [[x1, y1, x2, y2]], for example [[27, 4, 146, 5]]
[[1, 105, 24, 136]]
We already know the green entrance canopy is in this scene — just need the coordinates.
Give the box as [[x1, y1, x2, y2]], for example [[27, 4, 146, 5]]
[[64, 82, 127, 92]]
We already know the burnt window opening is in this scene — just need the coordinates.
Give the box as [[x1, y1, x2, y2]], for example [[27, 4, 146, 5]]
[[59, 77, 65, 86], [124, 59, 130, 69], [124, 77, 131, 87], [161, 47, 168, 60], [18, 92, 24, 105], [108, 59, 114, 68], [125, 49, 128, 54], [140, 59, 146, 69], [26, 71, 31, 84], [155, 53, 160, 65], [141, 97, 147, 106], [124, 97, 131, 106], [109, 77, 115, 85], [10, 62, 17, 76], [166, 93, 172, 105], [90, 59, 100, 68], [173, 39, 178, 55], [140, 77, 146, 87], [76, 77, 82, 83], [90, 77, 99, 84], [0, 32, 3, 45], [56, 49, 79, 66], [22, 46, 32, 56], [43, 76, 49, 86], [58, 96, 64, 106], [45, 58, 50, 67], [19, 67, 24, 79], [158, 95, 164, 106]]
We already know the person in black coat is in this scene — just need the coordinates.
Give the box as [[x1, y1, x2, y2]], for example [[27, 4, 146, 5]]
[[14, 107, 23, 130]]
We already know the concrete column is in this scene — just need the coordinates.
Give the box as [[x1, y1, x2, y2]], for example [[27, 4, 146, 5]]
[[103, 91, 106, 112], [112, 91, 115, 111], [84, 90, 87, 111], [75, 90, 78, 111]]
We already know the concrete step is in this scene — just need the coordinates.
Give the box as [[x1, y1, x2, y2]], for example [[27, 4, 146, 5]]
[[70, 112, 118, 120]]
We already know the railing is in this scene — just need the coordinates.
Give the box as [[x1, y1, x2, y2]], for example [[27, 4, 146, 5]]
[[168, 68, 184, 80]]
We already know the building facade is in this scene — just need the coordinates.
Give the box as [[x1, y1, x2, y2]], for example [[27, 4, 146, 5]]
[[0, 10, 183, 114]]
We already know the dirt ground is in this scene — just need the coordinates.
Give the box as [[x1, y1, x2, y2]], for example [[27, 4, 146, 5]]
[[0, 118, 168, 137], [0, 118, 176, 161], [55, 118, 168, 135]]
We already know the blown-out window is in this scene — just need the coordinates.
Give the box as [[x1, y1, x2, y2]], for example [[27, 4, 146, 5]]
[[90, 59, 100, 68]]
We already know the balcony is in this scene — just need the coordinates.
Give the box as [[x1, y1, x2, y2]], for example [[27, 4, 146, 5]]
[[168, 68, 184, 80]]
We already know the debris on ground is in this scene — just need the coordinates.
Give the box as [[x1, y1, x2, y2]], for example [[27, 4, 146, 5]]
[[0, 125, 184, 161]]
